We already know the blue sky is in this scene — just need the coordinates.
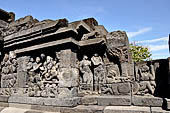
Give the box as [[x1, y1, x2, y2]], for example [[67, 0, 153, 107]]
[[1, 0, 170, 59]]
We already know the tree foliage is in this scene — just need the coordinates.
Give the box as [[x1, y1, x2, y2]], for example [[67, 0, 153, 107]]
[[130, 43, 152, 62]]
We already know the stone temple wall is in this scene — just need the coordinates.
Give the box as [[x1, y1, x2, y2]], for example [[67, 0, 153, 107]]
[[0, 9, 170, 112]]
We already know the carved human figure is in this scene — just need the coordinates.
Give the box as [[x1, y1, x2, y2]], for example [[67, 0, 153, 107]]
[[44, 56, 54, 70], [80, 55, 93, 84], [91, 53, 105, 84], [26, 58, 34, 71], [106, 69, 117, 83], [138, 64, 156, 95], [100, 84, 113, 95], [1, 52, 18, 89]]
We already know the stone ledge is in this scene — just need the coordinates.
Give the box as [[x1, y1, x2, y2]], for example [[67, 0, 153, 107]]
[[80, 95, 98, 105], [165, 98, 170, 110], [132, 96, 163, 107], [151, 107, 170, 113], [8, 96, 80, 107], [60, 105, 105, 113], [0, 96, 9, 102], [0, 107, 59, 113], [104, 106, 151, 113], [97, 95, 131, 106]]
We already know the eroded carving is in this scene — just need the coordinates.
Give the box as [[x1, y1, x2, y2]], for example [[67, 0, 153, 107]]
[[80, 55, 93, 84], [133, 64, 156, 95], [26, 54, 59, 97]]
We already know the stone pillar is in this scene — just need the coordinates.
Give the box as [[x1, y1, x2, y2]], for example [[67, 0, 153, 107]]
[[57, 49, 79, 98], [17, 56, 30, 88]]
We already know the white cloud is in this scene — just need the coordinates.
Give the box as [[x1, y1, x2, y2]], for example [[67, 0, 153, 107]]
[[148, 44, 168, 51], [134, 36, 169, 52], [127, 27, 152, 38], [138, 37, 168, 43], [151, 52, 169, 60]]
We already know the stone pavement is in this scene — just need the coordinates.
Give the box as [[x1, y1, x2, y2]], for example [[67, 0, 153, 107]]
[[0, 105, 170, 113]]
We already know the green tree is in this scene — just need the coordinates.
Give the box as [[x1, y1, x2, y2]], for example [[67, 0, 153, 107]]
[[130, 43, 152, 62]]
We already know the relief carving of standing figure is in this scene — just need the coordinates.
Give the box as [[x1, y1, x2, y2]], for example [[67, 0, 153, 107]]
[[91, 53, 105, 84], [80, 55, 93, 84]]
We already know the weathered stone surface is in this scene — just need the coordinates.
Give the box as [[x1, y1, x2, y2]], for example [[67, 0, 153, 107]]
[[0, 107, 59, 113], [31, 105, 61, 112], [104, 106, 151, 113], [51, 97, 80, 107], [117, 82, 131, 95], [80, 95, 98, 105], [1, 9, 170, 113], [58, 87, 78, 98], [0, 20, 9, 27], [0, 102, 9, 107], [60, 105, 105, 113], [0, 96, 9, 102], [151, 107, 170, 113], [132, 96, 163, 107], [0, 107, 5, 112], [0, 107, 29, 113], [165, 98, 170, 110], [9, 103, 32, 109], [8, 96, 80, 107], [97, 96, 131, 106]]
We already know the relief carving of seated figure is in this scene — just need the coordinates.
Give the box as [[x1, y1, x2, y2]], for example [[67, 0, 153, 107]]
[[138, 64, 156, 95]]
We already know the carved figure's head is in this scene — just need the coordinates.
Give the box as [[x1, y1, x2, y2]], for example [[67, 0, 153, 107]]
[[3, 54, 9, 62], [140, 65, 149, 72], [83, 55, 88, 60], [40, 53, 45, 60], [9, 51, 16, 59], [46, 56, 52, 63], [94, 53, 99, 57], [36, 57, 41, 63]]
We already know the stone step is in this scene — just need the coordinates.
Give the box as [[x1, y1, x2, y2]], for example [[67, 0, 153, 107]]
[[0, 107, 59, 113], [80, 95, 131, 106], [104, 106, 170, 113], [132, 95, 163, 107], [0, 95, 165, 107], [0, 105, 169, 113]]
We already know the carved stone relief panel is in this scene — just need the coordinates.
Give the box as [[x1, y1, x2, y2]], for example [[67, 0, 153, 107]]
[[133, 63, 156, 96]]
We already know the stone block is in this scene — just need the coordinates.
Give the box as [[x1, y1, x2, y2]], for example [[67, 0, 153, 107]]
[[151, 107, 170, 113], [97, 95, 131, 106], [81, 95, 98, 105], [0, 107, 29, 113], [9, 103, 32, 109], [117, 82, 131, 95], [0, 107, 5, 112], [51, 97, 80, 107], [60, 105, 105, 113], [132, 96, 163, 107], [165, 98, 170, 110], [26, 97, 42, 105], [8, 96, 80, 107], [0, 102, 9, 107], [58, 68, 79, 88], [8, 96, 22, 103], [100, 82, 131, 95], [104, 106, 151, 113], [31, 105, 61, 112], [0, 96, 9, 102], [58, 87, 78, 98]]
